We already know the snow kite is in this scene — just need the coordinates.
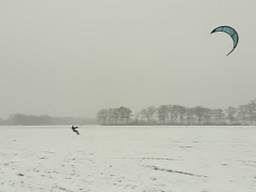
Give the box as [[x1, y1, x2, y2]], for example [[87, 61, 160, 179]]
[[210, 26, 239, 56]]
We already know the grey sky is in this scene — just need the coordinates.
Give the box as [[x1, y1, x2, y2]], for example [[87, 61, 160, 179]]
[[0, 0, 255, 118]]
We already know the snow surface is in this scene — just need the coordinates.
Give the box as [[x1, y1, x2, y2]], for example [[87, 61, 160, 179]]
[[0, 125, 256, 192]]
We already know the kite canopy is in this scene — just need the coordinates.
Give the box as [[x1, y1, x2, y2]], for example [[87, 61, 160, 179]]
[[211, 26, 239, 56]]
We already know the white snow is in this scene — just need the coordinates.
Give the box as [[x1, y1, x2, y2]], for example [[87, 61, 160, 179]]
[[0, 125, 256, 192]]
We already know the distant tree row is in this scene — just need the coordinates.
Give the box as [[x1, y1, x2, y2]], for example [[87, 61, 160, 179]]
[[97, 107, 132, 125], [0, 114, 96, 125], [97, 100, 256, 125]]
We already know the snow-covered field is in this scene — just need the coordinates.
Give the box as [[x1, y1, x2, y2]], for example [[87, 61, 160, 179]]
[[0, 126, 256, 192]]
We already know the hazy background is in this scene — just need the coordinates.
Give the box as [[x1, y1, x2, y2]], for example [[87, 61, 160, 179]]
[[0, 0, 255, 118]]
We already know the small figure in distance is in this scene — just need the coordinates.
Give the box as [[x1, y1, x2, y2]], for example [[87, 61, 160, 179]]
[[71, 125, 80, 135]]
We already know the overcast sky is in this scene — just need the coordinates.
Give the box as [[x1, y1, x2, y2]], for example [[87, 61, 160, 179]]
[[0, 0, 255, 118]]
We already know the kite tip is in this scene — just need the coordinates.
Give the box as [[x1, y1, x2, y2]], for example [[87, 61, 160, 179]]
[[226, 48, 235, 56], [210, 29, 215, 34]]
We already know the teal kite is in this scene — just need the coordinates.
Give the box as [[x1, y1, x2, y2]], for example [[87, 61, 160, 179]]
[[211, 26, 239, 56]]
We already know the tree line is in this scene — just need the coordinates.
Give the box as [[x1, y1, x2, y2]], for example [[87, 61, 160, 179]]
[[0, 114, 96, 125], [97, 100, 256, 125]]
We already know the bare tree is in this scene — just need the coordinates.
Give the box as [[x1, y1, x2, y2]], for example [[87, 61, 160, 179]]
[[226, 107, 237, 124], [140, 106, 156, 124], [157, 105, 169, 124]]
